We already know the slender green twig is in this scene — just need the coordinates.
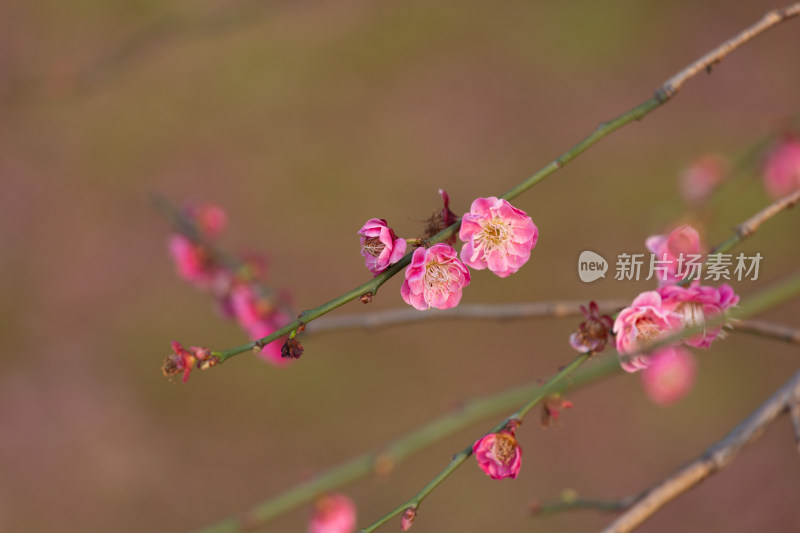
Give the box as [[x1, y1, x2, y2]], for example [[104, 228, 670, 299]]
[[194, 3, 800, 366], [533, 495, 638, 517]]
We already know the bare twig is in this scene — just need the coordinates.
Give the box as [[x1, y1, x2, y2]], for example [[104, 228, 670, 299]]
[[734, 319, 800, 345], [790, 400, 800, 460], [712, 189, 800, 254], [532, 495, 639, 517], [306, 300, 628, 335], [659, 4, 800, 99], [601, 367, 800, 533]]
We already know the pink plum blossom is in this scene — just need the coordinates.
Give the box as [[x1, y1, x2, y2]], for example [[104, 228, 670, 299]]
[[679, 154, 728, 205], [186, 202, 228, 239], [645, 224, 702, 286], [309, 493, 356, 533], [459, 197, 538, 278], [657, 283, 739, 348], [613, 291, 682, 373], [642, 346, 697, 406], [763, 137, 800, 199], [358, 218, 407, 275], [472, 429, 522, 480], [168, 234, 212, 286], [401, 244, 470, 310]]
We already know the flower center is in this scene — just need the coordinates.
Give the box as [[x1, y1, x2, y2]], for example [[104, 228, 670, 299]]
[[635, 318, 662, 343], [361, 237, 385, 257], [476, 218, 511, 253], [492, 433, 517, 464], [424, 261, 450, 293], [676, 301, 705, 329]]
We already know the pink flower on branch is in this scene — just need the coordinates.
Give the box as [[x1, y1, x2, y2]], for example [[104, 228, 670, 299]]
[[657, 282, 739, 348], [309, 493, 356, 533], [645, 224, 702, 286], [459, 197, 538, 278], [613, 291, 682, 373], [401, 244, 471, 310], [642, 346, 697, 406], [473, 428, 522, 480], [569, 301, 614, 354], [358, 218, 407, 275], [162, 341, 216, 383]]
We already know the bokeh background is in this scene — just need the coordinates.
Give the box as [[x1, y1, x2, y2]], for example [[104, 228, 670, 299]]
[[2, 1, 800, 532]]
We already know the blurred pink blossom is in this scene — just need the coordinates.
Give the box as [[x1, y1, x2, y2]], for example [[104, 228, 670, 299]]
[[186, 202, 228, 239], [613, 291, 682, 373], [309, 493, 356, 533], [168, 234, 212, 286], [459, 197, 538, 278], [763, 137, 800, 199], [401, 244, 470, 310], [679, 154, 728, 205], [641, 346, 697, 405], [472, 429, 522, 480], [645, 224, 702, 286], [358, 218, 407, 275]]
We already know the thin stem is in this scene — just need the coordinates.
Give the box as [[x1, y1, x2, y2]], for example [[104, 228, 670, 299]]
[[306, 300, 628, 335], [192, 3, 800, 367], [734, 319, 800, 345], [710, 189, 800, 254], [533, 496, 638, 517]]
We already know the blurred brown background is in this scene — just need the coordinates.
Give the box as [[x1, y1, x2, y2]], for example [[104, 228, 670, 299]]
[[2, 1, 800, 532]]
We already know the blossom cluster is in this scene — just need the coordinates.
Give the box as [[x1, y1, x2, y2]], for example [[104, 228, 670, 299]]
[[165, 202, 294, 381], [358, 193, 539, 310], [613, 224, 739, 376]]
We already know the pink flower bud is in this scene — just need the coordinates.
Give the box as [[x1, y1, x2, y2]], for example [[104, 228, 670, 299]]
[[358, 219, 407, 275], [309, 493, 356, 533], [459, 197, 538, 278], [400, 507, 417, 531], [401, 244, 471, 310], [472, 429, 522, 480], [641, 347, 697, 405]]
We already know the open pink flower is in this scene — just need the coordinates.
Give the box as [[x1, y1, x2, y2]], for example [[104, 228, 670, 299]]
[[459, 197, 538, 278], [613, 291, 682, 373], [401, 244, 470, 310], [309, 493, 356, 533], [358, 218, 407, 275], [642, 346, 697, 405], [658, 283, 739, 348], [679, 154, 727, 205], [763, 137, 800, 199], [645, 224, 702, 286], [473, 429, 522, 480]]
